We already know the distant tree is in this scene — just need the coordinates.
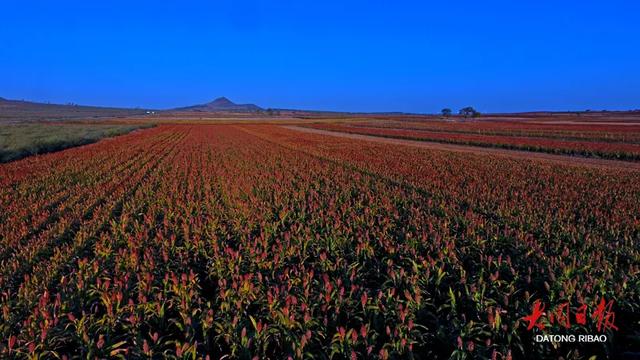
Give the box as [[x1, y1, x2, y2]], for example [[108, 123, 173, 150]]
[[459, 106, 480, 118], [441, 108, 452, 118]]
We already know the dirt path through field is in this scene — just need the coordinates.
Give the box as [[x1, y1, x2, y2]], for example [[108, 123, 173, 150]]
[[283, 125, 640, 171]]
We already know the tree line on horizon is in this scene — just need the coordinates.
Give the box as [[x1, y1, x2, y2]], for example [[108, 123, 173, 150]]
[[441, 107, 480, 118]]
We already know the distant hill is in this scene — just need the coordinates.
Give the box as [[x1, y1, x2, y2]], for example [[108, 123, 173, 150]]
[[175, 97, 262, 112], [0, 97, 148, 123]]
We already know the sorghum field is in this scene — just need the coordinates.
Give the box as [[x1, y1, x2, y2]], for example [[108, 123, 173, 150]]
[[303, 118, 640, 160], [1, 123, 639, 359]]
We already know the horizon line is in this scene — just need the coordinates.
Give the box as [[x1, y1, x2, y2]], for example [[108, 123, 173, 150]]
[[2, 96, 639, 116]]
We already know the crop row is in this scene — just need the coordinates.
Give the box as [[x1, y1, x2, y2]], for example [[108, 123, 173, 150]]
[[303, 123, 640, 160], [345, 119, 640, 143]]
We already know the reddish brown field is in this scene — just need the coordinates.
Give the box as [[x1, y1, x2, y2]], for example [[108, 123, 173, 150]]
[[1, 119, 639, 359], [284, 125, 640, 170], [300, 116, 640, 161]]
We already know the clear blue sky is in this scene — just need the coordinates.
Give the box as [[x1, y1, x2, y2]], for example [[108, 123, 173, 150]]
[[1, 1, 638, 113]]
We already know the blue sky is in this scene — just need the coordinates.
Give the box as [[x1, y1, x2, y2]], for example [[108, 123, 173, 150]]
[[1, 1, 639, 113]]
